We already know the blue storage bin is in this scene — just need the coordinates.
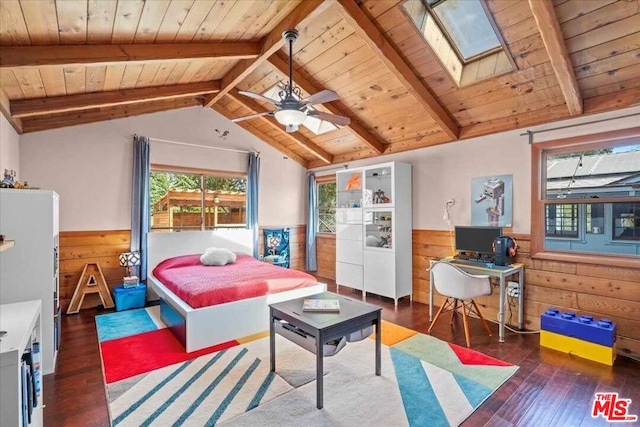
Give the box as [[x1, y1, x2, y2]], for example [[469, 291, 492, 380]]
[[114, 284, 147, 311]]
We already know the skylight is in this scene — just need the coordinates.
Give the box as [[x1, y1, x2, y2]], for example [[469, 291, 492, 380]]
[[428, 0, 501, 61], [263, 83, 338, 136]]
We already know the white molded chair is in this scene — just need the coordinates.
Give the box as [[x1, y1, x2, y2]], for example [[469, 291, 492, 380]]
[[428, 261, 493, 347]]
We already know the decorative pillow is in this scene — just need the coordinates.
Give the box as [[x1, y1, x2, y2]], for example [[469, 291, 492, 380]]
[[200, 248, 237, 266]]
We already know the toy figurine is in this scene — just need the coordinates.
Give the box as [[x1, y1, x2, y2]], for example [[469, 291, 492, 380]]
[[373, 189, 390, 204], [0, 169, 15, 188], [345, 173, 361, 190]]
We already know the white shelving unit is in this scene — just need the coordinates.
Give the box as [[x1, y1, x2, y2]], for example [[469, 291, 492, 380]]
[[335, 162, 413, 306], [0, 189, 60, 375], [0, 300, 43, 427]]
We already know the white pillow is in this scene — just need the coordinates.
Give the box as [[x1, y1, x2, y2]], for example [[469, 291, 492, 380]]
[[200, 248, 237, 266]]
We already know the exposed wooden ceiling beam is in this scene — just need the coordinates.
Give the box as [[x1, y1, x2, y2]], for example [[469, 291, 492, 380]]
[[227, 89, 333, 164], [203, 0, 329, 108], [0, 43, 260, 68], [211, 102, 308, 167], [11, 81, 221, 118], [529, 0, 583, 116], [333, 0, 459, 140], [21, 97, 200, 133], [267, 53, 386, 155], [0, 89, 22, 133]]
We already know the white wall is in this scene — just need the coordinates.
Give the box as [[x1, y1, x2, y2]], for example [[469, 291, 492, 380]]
[[317, 105, 640, 233], [19, 106, 307, 231], [0, 114, 20, 180]]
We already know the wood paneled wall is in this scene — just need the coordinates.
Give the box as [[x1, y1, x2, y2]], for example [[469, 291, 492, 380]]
[[313, 228, 640, 360], [316, 234, 336, 281], [59, 230, 130, 312]]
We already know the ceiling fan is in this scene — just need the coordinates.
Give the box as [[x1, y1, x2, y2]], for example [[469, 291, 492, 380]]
[[232, 29, 351, 133]]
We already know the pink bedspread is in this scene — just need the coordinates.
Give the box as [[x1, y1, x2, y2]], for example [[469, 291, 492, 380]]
[[152, 253, 318, 309]]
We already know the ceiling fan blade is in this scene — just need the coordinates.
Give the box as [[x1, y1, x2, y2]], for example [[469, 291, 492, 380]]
[[300, 90, 340, 106], [307, 110, 351, 126], [232, 111, 273, 123], [237, 90, 280, 106]]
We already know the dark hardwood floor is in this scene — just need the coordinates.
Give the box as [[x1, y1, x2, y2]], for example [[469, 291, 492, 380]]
[[44, 278, 640, 426]]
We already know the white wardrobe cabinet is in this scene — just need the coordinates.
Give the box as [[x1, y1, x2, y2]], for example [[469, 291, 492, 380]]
[[335, 162, 412, 306]]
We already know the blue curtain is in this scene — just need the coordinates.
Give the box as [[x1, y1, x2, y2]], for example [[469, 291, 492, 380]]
[[247, 152, 260, 258], [306, 173, 317, 271], [131, 135, 150, 280]]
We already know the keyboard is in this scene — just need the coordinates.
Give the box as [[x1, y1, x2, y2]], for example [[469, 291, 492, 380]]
[[452, 259, 486, 266], [452, 259, 512, 270]]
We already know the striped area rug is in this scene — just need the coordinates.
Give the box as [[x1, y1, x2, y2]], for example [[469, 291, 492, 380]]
[[97, 309, 518, 426]]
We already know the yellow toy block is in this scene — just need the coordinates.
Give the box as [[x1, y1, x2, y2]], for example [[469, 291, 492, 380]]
[[540, 330, 616, 366]]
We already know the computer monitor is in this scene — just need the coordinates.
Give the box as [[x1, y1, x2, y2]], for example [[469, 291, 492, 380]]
[[454, 226, 502, 257]]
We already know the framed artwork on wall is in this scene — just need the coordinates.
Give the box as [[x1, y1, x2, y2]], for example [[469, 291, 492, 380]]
[[471, 174, 513, 227]]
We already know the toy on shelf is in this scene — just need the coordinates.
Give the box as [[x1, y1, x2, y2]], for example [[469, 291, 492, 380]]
[[345, 173, 361, 191], [540, 308, 616, 366]]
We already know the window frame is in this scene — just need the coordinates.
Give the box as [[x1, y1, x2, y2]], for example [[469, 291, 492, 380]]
[[612, 202, 640, 241], [531, 127, 640, 268], [149, 164, 248, 233], [545, 203, 579, 238], [423, 0, 505, 64], [316, 174, 337, 235]]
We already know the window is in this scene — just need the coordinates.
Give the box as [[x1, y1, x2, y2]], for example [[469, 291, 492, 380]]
[[402, 0, 514, 86], [531, 128, 640, 266], [586, 204, 604, 234], [545, 204, 578, 238], [150, 167, 247, 232], [613, 203, 640, 241], [317, 178, 336, 233], [428, 0, 501, 62]]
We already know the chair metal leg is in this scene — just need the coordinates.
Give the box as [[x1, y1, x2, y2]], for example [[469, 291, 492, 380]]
[[471, 300, 493, 337], [451, 299, 458, 324], [461, 301, 472, 348], [428, 297, 449, 334]]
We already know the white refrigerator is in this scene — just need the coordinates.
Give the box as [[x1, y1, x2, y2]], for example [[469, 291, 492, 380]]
[[0, 189, 60, 375]]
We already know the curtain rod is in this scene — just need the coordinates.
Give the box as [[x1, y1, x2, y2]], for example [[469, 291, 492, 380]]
[[521, 112, 640, 144], [148, 137, 254, 155], [308, 164, 348, 174]]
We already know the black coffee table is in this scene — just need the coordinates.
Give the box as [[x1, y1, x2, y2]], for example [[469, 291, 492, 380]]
[[269, 292, 382, 409]]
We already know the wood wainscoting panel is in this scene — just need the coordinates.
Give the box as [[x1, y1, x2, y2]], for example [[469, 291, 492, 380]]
[[316, 234, 336, 281], [299, 227, 640, 358], [413, 229, 640, 360], [59, 230, 130, 312]]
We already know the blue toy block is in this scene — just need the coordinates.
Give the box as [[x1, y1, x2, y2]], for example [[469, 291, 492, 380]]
[[540, 308, 616, 347]]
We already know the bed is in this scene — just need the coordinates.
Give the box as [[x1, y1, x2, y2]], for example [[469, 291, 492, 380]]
[[147, 229, 326, 352]]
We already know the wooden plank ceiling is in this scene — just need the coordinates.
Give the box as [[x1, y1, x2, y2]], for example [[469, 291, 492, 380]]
[[1, 0, 638, 167]]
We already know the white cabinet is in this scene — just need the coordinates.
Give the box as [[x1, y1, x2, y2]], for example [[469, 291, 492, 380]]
[[335, 207, 364, 291], [335, 162, 412, 306], [0, 190, 60, 375], [0, 300, 43, 427]]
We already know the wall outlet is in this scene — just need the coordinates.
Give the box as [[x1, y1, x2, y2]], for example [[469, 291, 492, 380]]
[[507, 281, 519, 298]]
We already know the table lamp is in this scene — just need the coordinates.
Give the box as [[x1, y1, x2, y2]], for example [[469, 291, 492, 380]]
[[119, 251, 140, 287]]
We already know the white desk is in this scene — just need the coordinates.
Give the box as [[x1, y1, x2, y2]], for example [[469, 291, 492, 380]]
[[429, 259, 524, 342]]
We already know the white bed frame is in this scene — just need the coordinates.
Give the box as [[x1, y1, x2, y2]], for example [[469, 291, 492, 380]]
[[147, 229, 326, 352]]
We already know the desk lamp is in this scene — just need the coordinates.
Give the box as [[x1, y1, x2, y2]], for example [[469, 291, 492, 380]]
[[119, 251, 140, 287]]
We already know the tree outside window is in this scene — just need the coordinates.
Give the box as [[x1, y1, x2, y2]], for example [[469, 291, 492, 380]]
[[150, 169, 247, 232], [317, 181, 336, 233]]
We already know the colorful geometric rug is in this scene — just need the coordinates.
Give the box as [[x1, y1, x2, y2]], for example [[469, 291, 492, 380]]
[[96, 307, 518, 426]]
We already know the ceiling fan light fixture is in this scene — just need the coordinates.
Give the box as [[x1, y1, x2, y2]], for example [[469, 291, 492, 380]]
[[274, 109, 306, 127]]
